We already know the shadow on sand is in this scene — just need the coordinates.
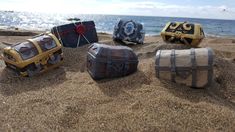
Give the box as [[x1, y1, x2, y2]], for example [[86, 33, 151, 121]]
[[0, 67, 67, 96], [96, 70, 151, 97]]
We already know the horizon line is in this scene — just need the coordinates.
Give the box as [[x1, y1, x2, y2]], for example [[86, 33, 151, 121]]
[[1, 10, 235, 21]]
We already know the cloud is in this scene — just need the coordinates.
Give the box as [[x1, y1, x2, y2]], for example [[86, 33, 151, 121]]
[[0, 0, 234, 20], [108, 1, 235, 19]]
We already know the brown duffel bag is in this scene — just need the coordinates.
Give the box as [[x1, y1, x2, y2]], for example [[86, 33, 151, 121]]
[[87, 43, 139, 80], [155, 48, 214, 88]]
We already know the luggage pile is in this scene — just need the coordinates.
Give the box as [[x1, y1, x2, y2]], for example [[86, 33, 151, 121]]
[[0, 19, 214, 88], [156, 21, 214, 88]]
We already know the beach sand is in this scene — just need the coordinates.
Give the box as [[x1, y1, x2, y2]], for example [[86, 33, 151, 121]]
[[0, 30, 235, 131]]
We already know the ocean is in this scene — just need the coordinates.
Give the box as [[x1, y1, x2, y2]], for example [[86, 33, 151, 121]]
[[0, 11, 235, 37]]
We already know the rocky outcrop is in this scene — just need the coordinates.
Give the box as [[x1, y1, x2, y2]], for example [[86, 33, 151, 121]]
[[0, 29, 42, 36]]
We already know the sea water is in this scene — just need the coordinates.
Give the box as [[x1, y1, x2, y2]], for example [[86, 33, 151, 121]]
[[0, 11, 235, 37]]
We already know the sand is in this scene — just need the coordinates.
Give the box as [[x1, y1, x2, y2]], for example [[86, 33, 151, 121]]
[[0, 30, 235, 131]]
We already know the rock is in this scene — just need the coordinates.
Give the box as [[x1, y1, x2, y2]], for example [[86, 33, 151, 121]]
[[67, 18, 80, 21], [0, 30, 41, 36]]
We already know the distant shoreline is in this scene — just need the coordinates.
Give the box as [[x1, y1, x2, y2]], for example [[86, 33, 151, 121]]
[[0, 28, 161, 37], [1, 28, 234, 38], [1, 10, 235, 21]]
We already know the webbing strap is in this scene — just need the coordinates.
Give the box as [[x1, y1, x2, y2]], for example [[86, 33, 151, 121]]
[[73, 22, 91, 47], [123, 50, 129, 75], [54, 26, 64, 46], [82, 34, 91, 44], [76, 35, 81, 48], [181, 37, 190, 46], [207, 48, 214, 86], [106, 49, 112, 77], [170, 49, 176, 82], [155, 66, 210, 71], [155, 50, 161, 78], [190, 48, 197, 87]]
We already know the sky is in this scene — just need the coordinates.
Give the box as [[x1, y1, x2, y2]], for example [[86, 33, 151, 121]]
[[0, 0, 235, 20]]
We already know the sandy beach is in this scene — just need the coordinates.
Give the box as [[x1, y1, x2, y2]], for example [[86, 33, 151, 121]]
[[0, 29, 235, 131]]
